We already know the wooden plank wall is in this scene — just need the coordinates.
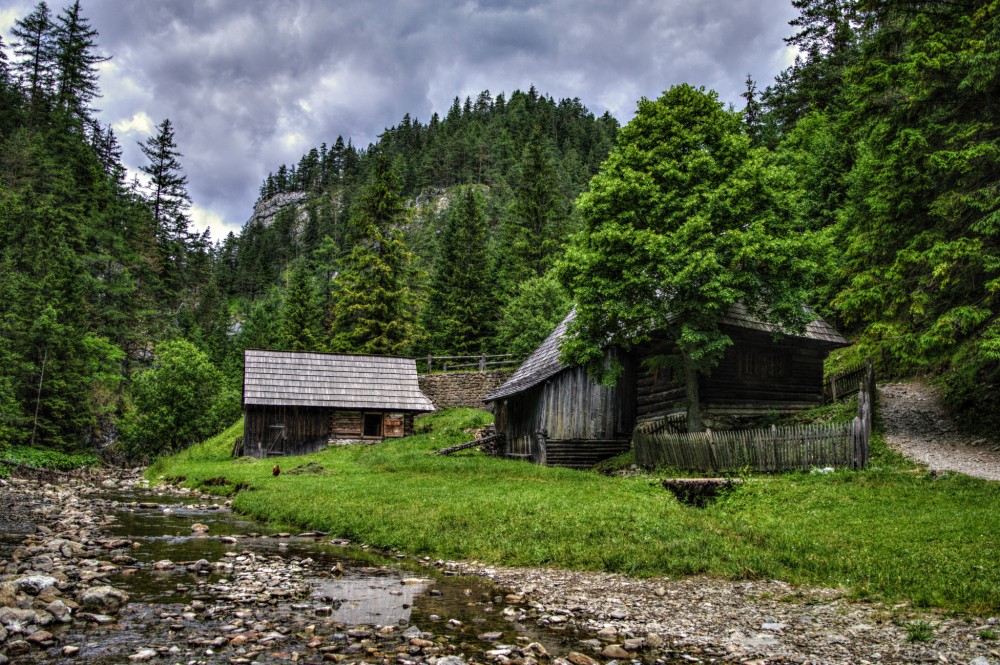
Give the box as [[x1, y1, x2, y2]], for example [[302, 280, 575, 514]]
[[496, 356, 636, 464], [243, 405, 329, 457]]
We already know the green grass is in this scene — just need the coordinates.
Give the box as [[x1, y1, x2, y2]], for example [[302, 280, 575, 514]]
[[149, 408, 1000, 615], [0, 445, 99, 478]]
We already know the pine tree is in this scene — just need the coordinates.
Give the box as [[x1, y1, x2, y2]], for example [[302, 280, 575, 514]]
[[10, 2, 56, 122], [422, 187, 494, 354], [139, 118, 192, 306], [53, 0, 107, 125], [278, 262, 320, 351], [329, 150, 420, 355]]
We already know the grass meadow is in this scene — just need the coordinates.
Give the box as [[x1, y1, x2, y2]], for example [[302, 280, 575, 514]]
[[148, 407, 1000, 615]]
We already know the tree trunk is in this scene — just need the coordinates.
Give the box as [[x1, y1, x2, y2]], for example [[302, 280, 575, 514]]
[[682, 354, 704, 433]]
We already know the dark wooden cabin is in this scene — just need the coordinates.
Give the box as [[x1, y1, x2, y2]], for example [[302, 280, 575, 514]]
[[485, 306, 848, 468], [485, 316, 637, 468], [241, 350, 434, 458]]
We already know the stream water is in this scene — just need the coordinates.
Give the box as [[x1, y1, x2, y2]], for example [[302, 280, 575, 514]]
[[4, 485, 589, 664]]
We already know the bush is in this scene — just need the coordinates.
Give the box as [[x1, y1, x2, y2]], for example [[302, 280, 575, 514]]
[[118, 339, 238, 461]]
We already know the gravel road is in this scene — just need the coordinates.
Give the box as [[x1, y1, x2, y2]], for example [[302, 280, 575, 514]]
[[879, 382, 1000, 481]]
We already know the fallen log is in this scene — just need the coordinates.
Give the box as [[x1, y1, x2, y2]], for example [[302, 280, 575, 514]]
[[433, 433, 499, 456]]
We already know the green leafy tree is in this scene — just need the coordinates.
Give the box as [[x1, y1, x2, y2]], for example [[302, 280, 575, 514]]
[[119, 339, 237, 459], [422, 187, 494, 354], [495, 272, 571, 358], [558, 84, 821, 432]]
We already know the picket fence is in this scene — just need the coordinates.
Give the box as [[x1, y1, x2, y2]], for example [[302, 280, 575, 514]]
[[634, 388, 873, 473]]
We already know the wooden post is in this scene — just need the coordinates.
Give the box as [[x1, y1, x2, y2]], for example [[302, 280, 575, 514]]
[[427, 355, 432, 373], [479, 355, 486, 372]]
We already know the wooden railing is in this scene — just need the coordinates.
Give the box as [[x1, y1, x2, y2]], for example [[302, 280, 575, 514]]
[[824, 357, 874, 402], [422, 353, 520, 373], [634, 386, 873, 473]]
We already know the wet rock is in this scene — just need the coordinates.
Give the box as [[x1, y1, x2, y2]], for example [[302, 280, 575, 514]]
[[77, 586, 129, 614], [191, 523, 209, 533], [567, 652, 599, 665], [25, 629, 54, 645], [5, 639, 30, 655], [479, 631, 503, 641], [128, 647, 158, 661], [623, 637, 644, 651], [0, 606, 37, 629], [595, 626, 617, 641], [435, 657, 466, 665], [62, 645, 80, 656], [602, 644, 630, 659]]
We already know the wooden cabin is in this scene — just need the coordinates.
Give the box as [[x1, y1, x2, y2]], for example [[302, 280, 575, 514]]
[[485, 306, 848, 468], [485, 316, 637, 468], [240, 350, 434, 458]]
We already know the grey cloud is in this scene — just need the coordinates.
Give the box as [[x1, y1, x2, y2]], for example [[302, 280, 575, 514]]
[[77, 0, 798, 236]]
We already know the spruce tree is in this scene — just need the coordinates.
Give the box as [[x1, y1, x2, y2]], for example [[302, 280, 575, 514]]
[[422, 187, 494, 354], [329, 150, 420, 355], [139, 118, 192, 306], [278, 262, 320, 351], [53, 0, 108, 125], [10, 2, 56, 122]]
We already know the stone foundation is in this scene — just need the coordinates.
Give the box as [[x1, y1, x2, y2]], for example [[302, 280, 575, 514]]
[[418, 370, 511, 411]]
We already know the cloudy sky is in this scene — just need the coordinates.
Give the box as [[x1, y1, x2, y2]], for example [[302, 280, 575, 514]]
[[1, 0, 799, 239]]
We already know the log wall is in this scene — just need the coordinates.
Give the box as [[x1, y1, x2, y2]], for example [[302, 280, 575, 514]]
[[636, 328, 829, 426], [242, 406, 416, 457]]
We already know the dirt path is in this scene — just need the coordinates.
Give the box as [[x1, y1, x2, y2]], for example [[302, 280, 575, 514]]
[[879, 381, 1000, 481]]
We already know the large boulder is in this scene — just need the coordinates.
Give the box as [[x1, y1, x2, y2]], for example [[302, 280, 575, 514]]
[[77, 586, 128, 614]]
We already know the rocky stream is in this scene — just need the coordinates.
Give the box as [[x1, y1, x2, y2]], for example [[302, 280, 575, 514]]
[[0, 471, 997, 665]]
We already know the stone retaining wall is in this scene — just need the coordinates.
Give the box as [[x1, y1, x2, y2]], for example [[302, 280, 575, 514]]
[[418, 370, 511, 411]]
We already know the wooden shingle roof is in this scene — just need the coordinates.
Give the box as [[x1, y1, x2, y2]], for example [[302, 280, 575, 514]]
[[243, 350, 434, 412], [485, 305, 848, 402]]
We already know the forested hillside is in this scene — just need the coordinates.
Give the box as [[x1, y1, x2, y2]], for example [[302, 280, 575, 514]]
[[1, 0, 997, 459]]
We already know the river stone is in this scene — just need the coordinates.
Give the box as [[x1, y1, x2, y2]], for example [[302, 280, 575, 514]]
[[0, 607, 37, 629], [46, 600, 72, 623], [623, 637, 644, 651], [0, 581, 16, 606], [968, 658, 993, 665], [4, 639, 30, 655], [595, 626, 617, 641], [191, 523, 209, 533], [567, 652, 600, 665], [62, 645, 81, 656], [77, 586, 128, 614], [645, 632, 665, 648], [14, 575, 59, 596], [128, 647, 158, 661], [435, 657, 465, 665], [25, 629, 53, 645], [152, 560, 175, 570], [602, 645, 630, 659]]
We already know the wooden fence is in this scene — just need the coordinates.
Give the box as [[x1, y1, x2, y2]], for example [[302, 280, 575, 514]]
[[422, 353, 520, 373], [824, 357, 874, 402], [634, 388, 873, 473]]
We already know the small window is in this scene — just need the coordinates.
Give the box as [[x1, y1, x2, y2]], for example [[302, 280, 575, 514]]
[[363, 413, 383, 438]]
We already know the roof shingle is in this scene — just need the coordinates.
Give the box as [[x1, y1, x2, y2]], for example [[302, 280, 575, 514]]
[[243, 350, 434, 411]]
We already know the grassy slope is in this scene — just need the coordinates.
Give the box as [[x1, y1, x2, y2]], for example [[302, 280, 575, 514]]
[[148, 408, 1000, 614]]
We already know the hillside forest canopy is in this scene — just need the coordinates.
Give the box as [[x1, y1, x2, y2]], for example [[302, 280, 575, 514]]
[[0, 0, 998, 458]]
